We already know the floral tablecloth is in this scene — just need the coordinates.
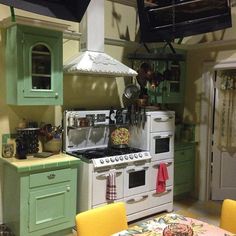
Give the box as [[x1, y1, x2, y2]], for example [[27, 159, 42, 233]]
[[112, 213, 233, 236]]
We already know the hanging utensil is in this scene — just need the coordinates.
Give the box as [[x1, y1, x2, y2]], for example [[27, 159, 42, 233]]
[[123, 84, 140, 100], [163, 60, 172, 81]]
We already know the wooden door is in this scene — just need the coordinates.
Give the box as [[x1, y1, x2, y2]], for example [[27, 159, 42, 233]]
[[211, 70, 236, 200]]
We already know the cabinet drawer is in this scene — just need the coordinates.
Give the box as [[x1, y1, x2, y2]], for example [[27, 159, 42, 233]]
[[30, 169, 71, 188], [175, 148, 194, 163], [150, 115, 175, 132], [124, 192, 149, 215], [149, 187, 173, 208]]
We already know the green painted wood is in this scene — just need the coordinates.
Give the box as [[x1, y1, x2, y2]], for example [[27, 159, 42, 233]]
[[5, 24, 63, 105], [0, 156, 80, 173], [147, 48, 186, 104], [29, 183, 71, 232], [174, 143, 195, 196], [29, 168, 71, 188], [2, 163, 77, 236]]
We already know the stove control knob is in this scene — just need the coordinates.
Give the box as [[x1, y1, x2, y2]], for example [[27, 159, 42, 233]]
[[134, 154, 138, 158], [105, 158, 109, 163], [115, 156, 119, 161], [120, 156, 124, 161], [100, 159, 104, 164], [129, 154, 133, 159], [110, 157, 115, 162], [124, 155, 128, 160], [139, 153, 143, 158]]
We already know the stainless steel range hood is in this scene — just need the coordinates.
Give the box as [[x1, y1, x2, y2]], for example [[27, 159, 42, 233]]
[[63, 0, 137, 77]]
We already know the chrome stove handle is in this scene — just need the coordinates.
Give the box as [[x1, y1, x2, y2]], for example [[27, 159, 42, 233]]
[[126, 195, 148, 203], [97, 171, 122, 178], [127, 166, 149, 173], [154, 116, 173, 122], [153, 162, 172, 168], [153, 134, 173, 139], [153, 188, 172, 196]]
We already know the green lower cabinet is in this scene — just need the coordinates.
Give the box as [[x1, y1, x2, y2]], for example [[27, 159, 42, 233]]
[[174, 143, 195, 197], [3, 166, 77, 236]]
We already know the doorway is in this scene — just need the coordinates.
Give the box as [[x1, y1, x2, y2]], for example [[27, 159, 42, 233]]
[[211, 69, 236, 200], [201, 61, 236, 201]]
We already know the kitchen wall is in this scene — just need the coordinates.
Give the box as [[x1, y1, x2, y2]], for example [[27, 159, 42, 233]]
[[0, 1, 138, 223]]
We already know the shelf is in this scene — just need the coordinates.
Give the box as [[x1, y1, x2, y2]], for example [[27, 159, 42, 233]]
[[128, 53, 185, 61], [32, 74, 51, 77]]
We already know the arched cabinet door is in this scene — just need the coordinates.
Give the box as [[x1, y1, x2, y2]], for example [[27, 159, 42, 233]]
[[31, 44, 52, 90], [5, 24, 63, 105]]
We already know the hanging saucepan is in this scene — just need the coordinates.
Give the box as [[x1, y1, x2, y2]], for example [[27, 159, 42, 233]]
[[149, 70, 164, 88], [123, 84, 140, 100], [136, 62, 154, 98]]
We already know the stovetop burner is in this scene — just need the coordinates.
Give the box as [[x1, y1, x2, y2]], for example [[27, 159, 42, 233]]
[[72, 146, 143, 160], [72, 146, 151, 168]]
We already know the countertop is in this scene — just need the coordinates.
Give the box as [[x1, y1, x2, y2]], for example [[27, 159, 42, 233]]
[[0, 152, 80, 173]]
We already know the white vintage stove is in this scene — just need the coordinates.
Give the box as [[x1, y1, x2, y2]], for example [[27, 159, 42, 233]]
[[63, 109, 174, 221]]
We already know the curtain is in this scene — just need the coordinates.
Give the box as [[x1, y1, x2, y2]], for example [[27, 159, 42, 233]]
[[218, 70, 236, 152]]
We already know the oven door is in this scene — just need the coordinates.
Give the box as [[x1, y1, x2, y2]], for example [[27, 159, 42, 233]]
[[92, 169, 124, 206], [124, 162, 151, 197], [150, 131, 174, 161]]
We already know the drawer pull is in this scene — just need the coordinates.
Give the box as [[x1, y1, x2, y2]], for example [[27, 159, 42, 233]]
[[127, 166, 148, 173], [127, 195, 148, 203], [154, 116, 173, 122], [47, 174, 56, 180], [153, 134, 173, 139], [66, 186, 71, 192]]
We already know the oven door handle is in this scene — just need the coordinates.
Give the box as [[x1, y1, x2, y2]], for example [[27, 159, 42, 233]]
[[126, 195, 148, 204], [153, 162, 172, 168], [126, 166, 149, 173], [153, 116, 174, 122], [153, 134, 173, 139], [153, 188, 172, 196], [97, 171, 122, 178]]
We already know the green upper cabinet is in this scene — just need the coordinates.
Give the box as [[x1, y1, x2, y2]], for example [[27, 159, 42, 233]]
[[5, 24, 63, 105]]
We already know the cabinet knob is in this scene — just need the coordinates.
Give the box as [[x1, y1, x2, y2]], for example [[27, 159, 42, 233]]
[[47, 174, 56, 179], [66, 186, 71, 192], [55, 93, 59, 98]]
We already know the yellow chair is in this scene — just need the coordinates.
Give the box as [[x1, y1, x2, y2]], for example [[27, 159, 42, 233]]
[[75, 202, 128, 236], [220, 199, 236, 233]]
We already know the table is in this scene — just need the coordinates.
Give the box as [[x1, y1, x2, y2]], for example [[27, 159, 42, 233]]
[[112, 213, 233, 236]]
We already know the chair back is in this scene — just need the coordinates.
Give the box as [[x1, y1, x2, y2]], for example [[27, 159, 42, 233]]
[[75, 202, 128, 236], [220, 199, 236, 233]]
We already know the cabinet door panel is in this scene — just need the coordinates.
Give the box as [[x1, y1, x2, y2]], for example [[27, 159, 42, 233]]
[[174, 161, 193, 195], [23, 32, 62, 99], [29, 184, 71, 232]]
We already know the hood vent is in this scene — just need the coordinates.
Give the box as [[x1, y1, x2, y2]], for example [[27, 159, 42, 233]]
[[63, 0, 137, 77]]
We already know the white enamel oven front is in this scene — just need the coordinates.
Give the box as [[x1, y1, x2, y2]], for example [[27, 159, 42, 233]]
[[123, 161, 151, 197], [92, 167, 124, 206], [150, 131, 174, 161]]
